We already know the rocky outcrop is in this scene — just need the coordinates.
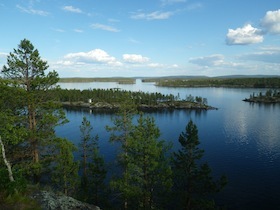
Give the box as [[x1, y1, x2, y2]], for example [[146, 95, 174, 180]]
[[31, 191, 100, 210]]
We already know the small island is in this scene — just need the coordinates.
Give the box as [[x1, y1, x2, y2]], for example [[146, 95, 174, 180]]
[[61, 100, 217, 111], [243, 89, 280, 103], [53, 88, 217, 111]]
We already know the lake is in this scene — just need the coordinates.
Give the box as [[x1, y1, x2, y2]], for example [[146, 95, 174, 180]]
[[57, 80, 280, 210]]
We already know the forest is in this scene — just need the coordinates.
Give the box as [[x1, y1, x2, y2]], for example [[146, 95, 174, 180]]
[[143, 77, 280, 88], [48, 87, 213, 111], [0, 39, 227, 209]]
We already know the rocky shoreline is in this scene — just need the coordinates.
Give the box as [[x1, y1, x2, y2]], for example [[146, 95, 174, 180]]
[[61, 101, 218, 111]]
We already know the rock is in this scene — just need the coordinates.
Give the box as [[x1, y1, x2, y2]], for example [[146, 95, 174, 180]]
[[31, 191, 100, 210]]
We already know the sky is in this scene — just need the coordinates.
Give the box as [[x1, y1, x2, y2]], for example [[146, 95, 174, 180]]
[[0, 0, 280, 78]]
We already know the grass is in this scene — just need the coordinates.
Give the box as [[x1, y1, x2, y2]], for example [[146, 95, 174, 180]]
[[0, 185, 42, 210]]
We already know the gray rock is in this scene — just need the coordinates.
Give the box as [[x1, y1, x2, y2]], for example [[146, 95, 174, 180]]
[[31, 191, 100, 210]]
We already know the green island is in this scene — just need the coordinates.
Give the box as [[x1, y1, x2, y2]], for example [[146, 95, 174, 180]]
[[243, 89, 280, 103], [143, 76, 280, 88], [52, 88, 216, 111]]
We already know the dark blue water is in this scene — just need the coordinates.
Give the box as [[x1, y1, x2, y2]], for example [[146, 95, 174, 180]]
[[56, 81, 280, 210]]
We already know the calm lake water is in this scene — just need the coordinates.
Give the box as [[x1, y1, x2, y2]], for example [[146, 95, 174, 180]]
[[57, 80, 280, 210]]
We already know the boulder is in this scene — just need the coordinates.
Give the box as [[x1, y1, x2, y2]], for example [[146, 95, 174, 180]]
[[31, 191, 100, 210]]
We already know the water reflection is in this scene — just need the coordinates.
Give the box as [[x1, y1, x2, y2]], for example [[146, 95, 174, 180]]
[[56, 82, 280, 210]]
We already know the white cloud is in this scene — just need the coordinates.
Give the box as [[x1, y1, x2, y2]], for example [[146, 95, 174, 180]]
[[62, 6, 82, 13], [148, 63, 164, 68], [62, 49, 122, 67], [16, 4, 49, 16], [91, 23, 120, 32], [74, 29, 83, 33], [131, 11, 173, 20], [189, 54, 225, 67], [239, 47, 280, 64], [56, 60, 74, 66], [261, 9, 280, 34], [123, 54, 150, 63], [0, 52, 8, 57], [53, 28, 65, 33], [226, 24, 264, 45]]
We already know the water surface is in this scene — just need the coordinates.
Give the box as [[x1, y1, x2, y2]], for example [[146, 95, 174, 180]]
[[57, 80, 280, 210]]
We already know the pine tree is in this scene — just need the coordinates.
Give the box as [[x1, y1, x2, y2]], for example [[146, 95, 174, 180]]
[[107, 100, 136, 209], [1, 39, 68, 182], [172, 120, 227, 210], [110, 111, 172, 209], [79, 116, 106, 205], [52, 138, 79, 196], [125, 114, 172, 209]]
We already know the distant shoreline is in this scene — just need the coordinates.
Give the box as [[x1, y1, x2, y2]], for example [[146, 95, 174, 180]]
[[59, 77, 280, 88]]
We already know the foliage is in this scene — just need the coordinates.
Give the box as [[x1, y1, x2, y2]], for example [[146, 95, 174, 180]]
[[127, 114, 172, 209], [1, 39, 68, 183], [52, 87, 176, 105], [246, 89, 280, 103], [52, 138, 79, 196], [0, 167, 27, 195], [155, 77, 280, 88], [106, 100, 137, 209], [79, 116, 107, 205], [110, 113, 173, 209], [172, 120, 227, 210]]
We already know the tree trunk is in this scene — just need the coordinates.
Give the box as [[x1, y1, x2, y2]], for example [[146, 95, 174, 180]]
[[0, 136, 15, 182]]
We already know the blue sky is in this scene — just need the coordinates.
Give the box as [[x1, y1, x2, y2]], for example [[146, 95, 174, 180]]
[[1, 0, 280, 78]]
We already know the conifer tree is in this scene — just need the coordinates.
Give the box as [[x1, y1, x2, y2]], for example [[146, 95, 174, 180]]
[[172, 120, 227, 210], [52, 138, 79, 196], [79, 116, 106, 205], [1, 39, 68, 182], [107, 100, 136, 209], [125, 114, 172, 209]]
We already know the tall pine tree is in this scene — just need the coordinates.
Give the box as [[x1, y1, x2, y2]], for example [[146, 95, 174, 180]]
[[126, 114, 172, 209], [52, 138, 79, 196], [172, 120, 227, 210], [79, 116, 106, 205], [107, 100, 136, 209], [1, 39, 68, 182]]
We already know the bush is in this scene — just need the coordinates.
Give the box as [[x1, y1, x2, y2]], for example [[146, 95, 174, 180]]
[[0, 167, 27, 195]]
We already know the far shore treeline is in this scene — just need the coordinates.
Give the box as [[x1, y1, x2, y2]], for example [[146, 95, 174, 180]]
[[59, 76, 280, 88]]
